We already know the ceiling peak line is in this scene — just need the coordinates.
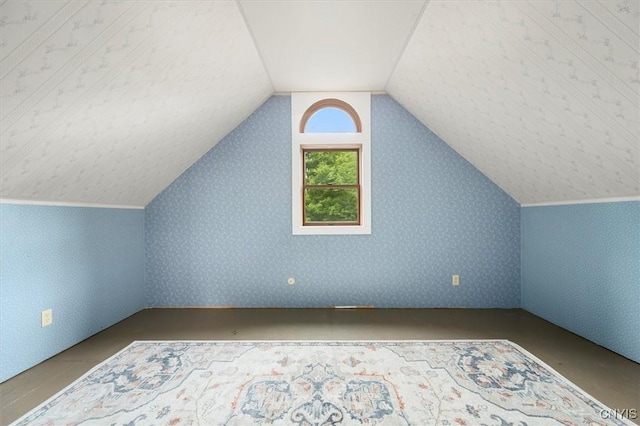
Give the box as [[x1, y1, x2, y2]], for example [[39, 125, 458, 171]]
[[235, 0, 275, 93], [383, 0, 430, 91]]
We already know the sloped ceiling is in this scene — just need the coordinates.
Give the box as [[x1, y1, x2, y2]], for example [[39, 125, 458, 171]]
[[1, 1, 638, 207], [0, 1, 272, 207], [388, 1, 639, 204]]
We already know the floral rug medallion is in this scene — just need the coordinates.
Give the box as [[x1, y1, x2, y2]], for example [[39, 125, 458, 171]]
[[11, 340, 636, 425]]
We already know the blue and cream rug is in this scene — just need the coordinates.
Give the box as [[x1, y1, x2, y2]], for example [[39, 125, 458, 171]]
[[12, 340, 636, 425]]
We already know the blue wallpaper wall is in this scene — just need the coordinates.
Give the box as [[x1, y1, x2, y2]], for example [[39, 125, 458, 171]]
[[521, 201, 640, 363], [145, 95, 520, 308], [0, 204, 145, 382]]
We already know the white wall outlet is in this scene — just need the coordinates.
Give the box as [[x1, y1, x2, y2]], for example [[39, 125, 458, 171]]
[[41, 309, 53, 327], [452, 275, 460, 286], [287, 277, 296, 286]]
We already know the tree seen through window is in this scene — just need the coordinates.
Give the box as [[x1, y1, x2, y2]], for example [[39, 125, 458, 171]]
[[303, 150, 359, 224]]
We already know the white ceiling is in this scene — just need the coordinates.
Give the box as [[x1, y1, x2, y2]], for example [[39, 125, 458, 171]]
[[1, 1, 272, 207], [1, 0, 638, 207], [388, 0, 639, 204], [239, 0, 426, 91]]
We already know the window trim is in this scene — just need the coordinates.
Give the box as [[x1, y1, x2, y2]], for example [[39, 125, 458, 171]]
[[292, 92, 371, 235]]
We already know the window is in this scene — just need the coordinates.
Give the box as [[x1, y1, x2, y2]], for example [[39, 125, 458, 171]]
[[301, 99, 362, 133], [292, 93, 371, 235], [303, 149, 360, 225]]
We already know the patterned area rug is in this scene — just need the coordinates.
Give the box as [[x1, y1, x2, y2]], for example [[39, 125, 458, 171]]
[[12, 340, 635, 425]]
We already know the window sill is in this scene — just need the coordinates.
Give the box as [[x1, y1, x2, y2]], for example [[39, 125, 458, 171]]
[[292, 224, 371, 235]]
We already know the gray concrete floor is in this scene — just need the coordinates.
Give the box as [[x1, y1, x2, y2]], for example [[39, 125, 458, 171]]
[[1, 308, 638, 424]]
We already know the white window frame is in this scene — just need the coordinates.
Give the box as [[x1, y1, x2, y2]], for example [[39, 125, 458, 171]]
[[292, 92, 371, 235]]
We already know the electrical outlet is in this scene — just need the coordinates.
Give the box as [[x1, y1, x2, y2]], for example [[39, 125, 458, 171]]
[[452, 275, 460, 286], [41, 309, 53, 327]]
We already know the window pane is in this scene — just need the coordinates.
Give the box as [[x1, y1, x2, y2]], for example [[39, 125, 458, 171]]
[[304, 188, 359, 223], [304, 151, 358, 185], [304, 107, 356, 133]]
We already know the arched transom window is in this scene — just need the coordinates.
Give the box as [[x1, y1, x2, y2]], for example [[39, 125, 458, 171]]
[[300, 99, 362, 133]]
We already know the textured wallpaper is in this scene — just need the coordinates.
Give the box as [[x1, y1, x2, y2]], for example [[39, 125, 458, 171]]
[[145, 95, 520, 308], [0, 1, 272, 206], [388, 1, 639, 204], [0, 205, 145, 382], [521, 201, 640, 363]]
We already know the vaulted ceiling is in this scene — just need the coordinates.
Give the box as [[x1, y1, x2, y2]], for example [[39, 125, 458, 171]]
[[1, 0, 638, 207]]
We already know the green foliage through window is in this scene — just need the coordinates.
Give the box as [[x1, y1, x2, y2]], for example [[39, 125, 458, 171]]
[[303, 150, 359, 224]]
